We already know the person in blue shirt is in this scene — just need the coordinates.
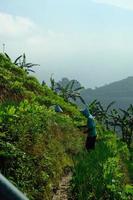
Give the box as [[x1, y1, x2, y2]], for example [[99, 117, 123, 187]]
[[81, 108, 97, 151]]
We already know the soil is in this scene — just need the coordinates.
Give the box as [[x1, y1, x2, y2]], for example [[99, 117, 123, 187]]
[[52, 172, 72, 200]]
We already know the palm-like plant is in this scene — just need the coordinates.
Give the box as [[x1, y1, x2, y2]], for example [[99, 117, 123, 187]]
[[15, 53, 39, 73], [109, 106, 133, 147], [50, 74, 56, 91], [109, 109, 121, 131], [89, 99, 133, 147], [4, 53, 39, 73], [89, 100, 115, 128], [56, 80, 86, 104]]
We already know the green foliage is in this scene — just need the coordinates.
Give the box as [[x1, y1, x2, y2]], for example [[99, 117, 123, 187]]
[[0, 53, 132, 200], [71, 126, 132, 200], [4, 53, 39, 73], [89, 99, 133, 147], [50, 76, 85, 104], [0, 54, 85, 199], [108, 105, 133, 147], [0, 53, 82, 118], [0, 99, 83, 199], [89, 99, 115, 125]]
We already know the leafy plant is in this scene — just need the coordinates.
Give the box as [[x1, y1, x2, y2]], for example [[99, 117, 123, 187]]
[[55, 79, 86, 104], [71, 127, 131, 200], [4, 53, 39, 73]]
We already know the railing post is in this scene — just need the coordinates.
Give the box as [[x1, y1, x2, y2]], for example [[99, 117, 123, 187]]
[[0, 173, 29, 200]]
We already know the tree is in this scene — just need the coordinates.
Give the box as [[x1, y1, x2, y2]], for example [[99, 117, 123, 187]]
[[109, 106, 133, 147], [4, 53, 39, 73], [14, 53, 39, 73], [89, 100, 115, 129], [50, 74, 56, 91], [55, 79, 86, 104]]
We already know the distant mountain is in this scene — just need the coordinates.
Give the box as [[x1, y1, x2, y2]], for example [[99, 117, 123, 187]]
[[81, 76, 133, 109]]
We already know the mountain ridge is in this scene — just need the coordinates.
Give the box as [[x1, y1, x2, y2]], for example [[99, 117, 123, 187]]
[[81, 76, 133, 109]]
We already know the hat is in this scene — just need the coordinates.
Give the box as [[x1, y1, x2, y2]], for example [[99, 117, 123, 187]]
[[80, 108, 94, 119], [89, 114, 95, 119], [80, 108, 90, 118], [55, 105, 63, 113]]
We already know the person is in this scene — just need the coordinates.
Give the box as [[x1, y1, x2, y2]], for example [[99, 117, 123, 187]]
[[81, 108, 97, 151]]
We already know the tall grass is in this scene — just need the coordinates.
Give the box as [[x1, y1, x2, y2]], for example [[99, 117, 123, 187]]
[[71, 126, 133, 200]]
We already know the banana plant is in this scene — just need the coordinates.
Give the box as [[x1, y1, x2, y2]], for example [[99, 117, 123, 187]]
[[109, 106, 133, 147], [15, 53, 39, 73], [4, 53, 39, 73], [119, 108, 133, 147], [109, 109, 121, 131], [89, 100, 115, 128], [90, 99, 132, 147], [55, 79, 86, 104], [50, 74, 56, 91]]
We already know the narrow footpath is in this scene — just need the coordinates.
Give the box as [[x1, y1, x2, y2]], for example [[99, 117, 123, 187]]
[[52, 173, 72, 200]]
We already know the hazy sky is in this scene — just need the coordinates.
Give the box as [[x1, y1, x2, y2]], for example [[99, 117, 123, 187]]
[[1, 0, 133, 88]]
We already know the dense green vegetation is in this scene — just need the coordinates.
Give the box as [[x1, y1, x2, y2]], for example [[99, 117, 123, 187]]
[[71, 125, 133, 200], [0, 53, 132, 199], [49, 75, 85, 104], [89, 100, 133, 147], [0, 53, 84, 199]]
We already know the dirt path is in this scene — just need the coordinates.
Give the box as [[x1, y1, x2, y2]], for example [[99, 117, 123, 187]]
[[52, 172, 72, 200]]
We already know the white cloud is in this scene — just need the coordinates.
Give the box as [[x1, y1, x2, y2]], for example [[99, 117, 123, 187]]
[[92, 0, 133, 11], [0, 12, 84, 67], [0, 11, 132, 64], [0, 11, 133, 87], [0, 11, 73, 52], [0, 12, 36, 38]]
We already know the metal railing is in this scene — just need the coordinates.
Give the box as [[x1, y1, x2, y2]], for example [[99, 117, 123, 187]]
[[0, 173, 29, 200]]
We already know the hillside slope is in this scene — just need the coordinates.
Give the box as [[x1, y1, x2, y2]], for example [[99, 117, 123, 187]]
[[0, 54, 132, 200], [0, 53, 84, 200]]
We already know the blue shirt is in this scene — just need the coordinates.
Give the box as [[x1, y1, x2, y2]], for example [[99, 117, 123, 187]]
[[87, 117, 96, 136]]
